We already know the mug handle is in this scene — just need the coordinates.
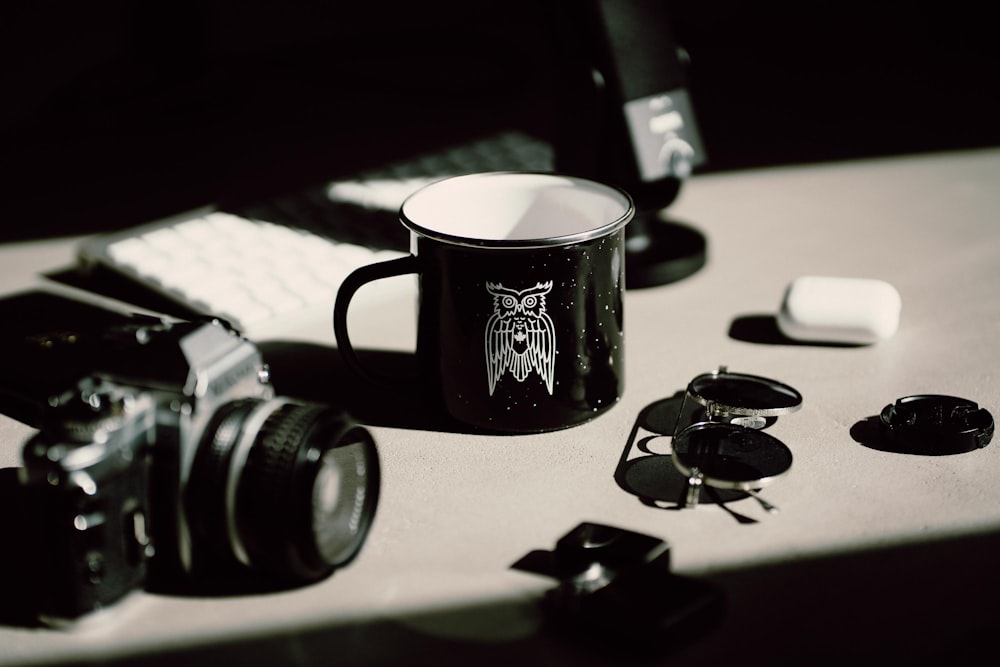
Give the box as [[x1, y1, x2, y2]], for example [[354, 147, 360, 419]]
[[333, 254, 419, 385]]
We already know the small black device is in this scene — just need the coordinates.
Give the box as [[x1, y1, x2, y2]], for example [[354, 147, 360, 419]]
[[548, 0, 708, 287], [879, 394, 994, 455], [513, 522, 724, 654], [1, 291, 379, 625], [549, 0, 706, 206]]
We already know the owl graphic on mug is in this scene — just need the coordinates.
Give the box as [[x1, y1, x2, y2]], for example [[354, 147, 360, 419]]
[[485, 281, 557, 396]]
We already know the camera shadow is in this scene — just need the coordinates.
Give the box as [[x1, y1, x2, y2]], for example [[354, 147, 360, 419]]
[[0, 468, 44, 627]]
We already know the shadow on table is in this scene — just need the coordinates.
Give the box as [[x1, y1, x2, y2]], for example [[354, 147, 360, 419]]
[[5, 526, 997, 667], [728, 314, 865, 347], [614, 391, 764, 524], [258, 341, 486, 435]]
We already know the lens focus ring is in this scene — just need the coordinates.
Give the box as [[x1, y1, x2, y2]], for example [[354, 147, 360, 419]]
[[189, 398, 378, 585], [237, 402, 375, 583]]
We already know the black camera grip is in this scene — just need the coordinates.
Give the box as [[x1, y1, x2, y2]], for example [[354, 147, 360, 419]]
[[333, 254, 419, 387]]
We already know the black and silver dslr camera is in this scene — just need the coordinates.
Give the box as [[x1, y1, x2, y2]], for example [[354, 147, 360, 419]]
[[2, 291, 379, 625]]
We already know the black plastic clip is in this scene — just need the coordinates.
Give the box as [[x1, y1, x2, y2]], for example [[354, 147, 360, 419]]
[[879, 394, 994, 455]]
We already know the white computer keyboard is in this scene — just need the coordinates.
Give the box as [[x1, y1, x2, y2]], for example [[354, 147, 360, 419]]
[[76, 131, 553, 343], [77, 209, 411, 342]]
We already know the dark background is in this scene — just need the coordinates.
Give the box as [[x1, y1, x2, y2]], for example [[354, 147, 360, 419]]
[[4, 1, 998, 241]]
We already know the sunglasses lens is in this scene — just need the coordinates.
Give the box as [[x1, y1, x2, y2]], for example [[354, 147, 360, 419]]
[[671, 422, 792, 488]]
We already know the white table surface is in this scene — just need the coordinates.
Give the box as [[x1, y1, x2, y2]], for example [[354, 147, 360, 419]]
[[2, 147, 999, 666]]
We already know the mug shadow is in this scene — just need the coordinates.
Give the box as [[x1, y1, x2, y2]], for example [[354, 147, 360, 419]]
[[258, 341, 485, 434]]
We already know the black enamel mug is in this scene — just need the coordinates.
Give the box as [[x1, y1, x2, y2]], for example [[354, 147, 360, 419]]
[[333, 172, 634, 433]]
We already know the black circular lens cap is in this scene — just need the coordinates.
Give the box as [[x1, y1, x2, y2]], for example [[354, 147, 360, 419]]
[[879, 395, 995, 455]]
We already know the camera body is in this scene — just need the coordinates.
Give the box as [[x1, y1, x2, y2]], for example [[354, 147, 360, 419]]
[[20, 379, 157, 623], [10, 300, 379, 625], [20, 317, 267, 620]]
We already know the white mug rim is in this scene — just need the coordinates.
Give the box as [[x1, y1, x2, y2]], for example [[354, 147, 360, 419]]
[[399, 171, 635, 249]]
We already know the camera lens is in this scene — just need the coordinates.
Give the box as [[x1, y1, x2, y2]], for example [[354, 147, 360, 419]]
[[188, 398, 379, 583]]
